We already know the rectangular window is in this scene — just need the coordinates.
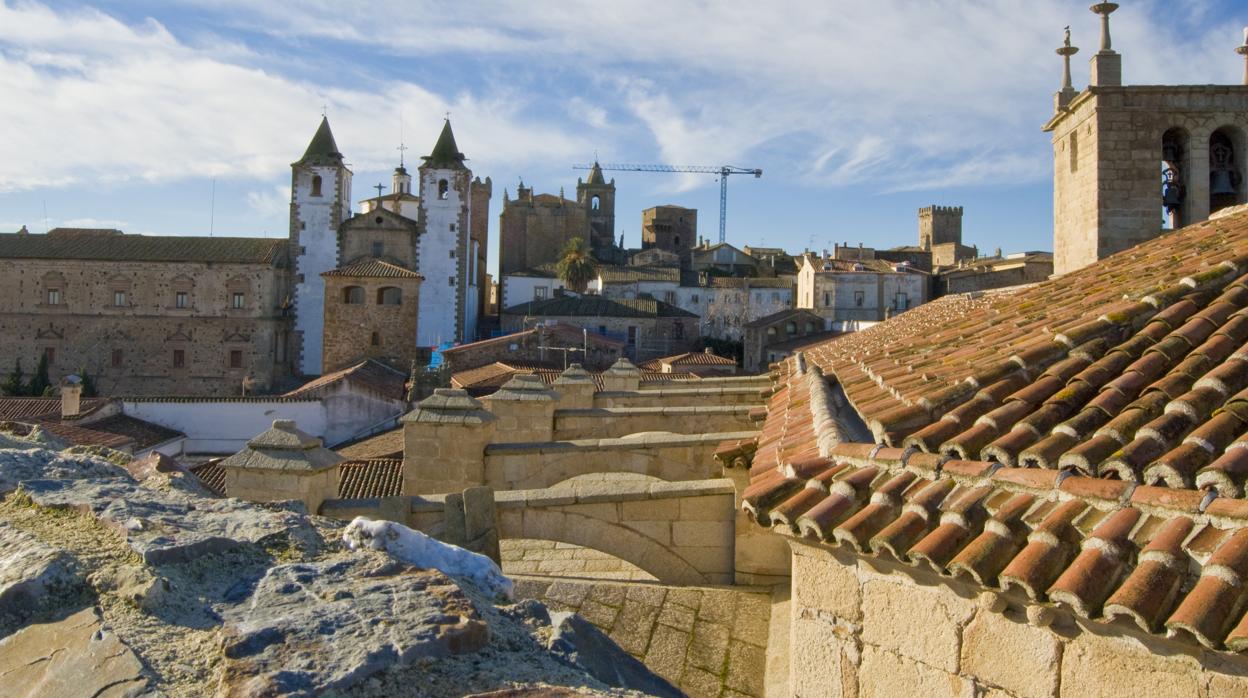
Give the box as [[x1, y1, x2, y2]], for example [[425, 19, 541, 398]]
[[229, 350, 243, 368], [664, 291, 676, 304], [232, 292, 245, 309], [673, 322, 684, 339], [113, 290, 126, 306], [43, 347, 55, 364], [823, 292, 830, 307], [895, 292, 909, 310], [627, 326, 637, 345], [111, 349, 123, 367], [47, 289, 61, 305], [372, 241, 384, 257], [449, 223, 457, 232], [598, 325, 608, 335], [173, 349, 185, 368], [449, 276, 455, 286], [449, 249, 456, 258], [854, 291, 864, 307], [534, 286, 548, 300], [691, 294, 700, 304], [771, 292, 780, 302], [175, 291, 188, 308]]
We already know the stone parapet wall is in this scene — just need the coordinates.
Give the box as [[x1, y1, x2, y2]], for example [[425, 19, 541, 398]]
[[483, 430, 759, 490], [787, 539, 1248, 697], [553, 406, 755, 440], [637, 375, 772, 391], [595, 387, 768, 409]]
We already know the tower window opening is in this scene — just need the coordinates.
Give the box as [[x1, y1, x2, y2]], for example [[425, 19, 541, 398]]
[[1161, 127, 1189, 230], [592, 195, 601, 210], [311, 175, 323, 197], [377, 287, 402, 305], [1210, 127, 1244, 215], [438, 179, 449, 200], [343, 286, 365, 304]]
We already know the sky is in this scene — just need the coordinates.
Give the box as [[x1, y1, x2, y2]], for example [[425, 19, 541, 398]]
[[0, 1, 1245, 276]]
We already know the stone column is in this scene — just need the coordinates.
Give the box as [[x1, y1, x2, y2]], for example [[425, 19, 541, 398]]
[[1189, 128, 1213, 223], [1055, 34, 1080, 111], [551, 363, 596, 410], [1088, 3, 1121, 87], [601, 357, 641, 392], [219, 419, 344, 514], [401, 389, 496, 495], [484, 374, 559, 443], [1237, 30, 1248, 86]]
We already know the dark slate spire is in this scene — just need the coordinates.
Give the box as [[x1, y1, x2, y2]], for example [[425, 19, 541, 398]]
[[422, 119, 466, 170], [299, 116, 344, 166], [587, 161, 606, 185]]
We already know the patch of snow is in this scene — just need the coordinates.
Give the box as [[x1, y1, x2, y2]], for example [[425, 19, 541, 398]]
[[342, 517, 513, 600]]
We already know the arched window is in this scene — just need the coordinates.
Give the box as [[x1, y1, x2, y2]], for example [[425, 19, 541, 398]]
[[674, 235, 681, 248], [370, 331, 380, 346], [377, 287, 402, 305], [1210, 126, 1245, 215], [785, 321, 797, 334], [311, 175, 323, 197], [591, 195, 601, 210], [805, 322, 815, 333], [342, 286, 365, 304], [438, 179, 449, 200], [767, 327, 777, 337], [1161, 127, 1189, 230]]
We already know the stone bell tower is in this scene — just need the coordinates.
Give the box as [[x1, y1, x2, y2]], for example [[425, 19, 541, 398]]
[[290, 117, 353, 375], [1044, 6, 1248, 275], [417, 119, 475, 345], [576, 162, 616, 256]]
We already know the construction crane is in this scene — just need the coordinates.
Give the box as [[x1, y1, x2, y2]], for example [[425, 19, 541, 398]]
[[572, 163, 762, 244]]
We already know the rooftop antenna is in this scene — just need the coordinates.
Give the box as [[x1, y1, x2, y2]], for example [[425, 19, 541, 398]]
[[209, 177, 216, 237], [42, 200, 49, 233]]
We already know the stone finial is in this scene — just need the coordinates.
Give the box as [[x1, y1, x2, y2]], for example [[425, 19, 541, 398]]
[[1055, 29, 1081, 111], [488, 374, 559, 402], [1237, 27, 1248, 86], [553, 363, 594, 384], [1090, 2, 1118, 52], [605, 357, 640, 376], [402, 388, 495, 425]]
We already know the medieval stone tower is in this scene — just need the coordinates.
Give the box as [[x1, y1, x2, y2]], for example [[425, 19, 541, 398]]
[[918, 206, 963, 250], [576, 162, 616, 254], [290, 117, 352, 375], [417, 120, 475, 346], [1044, 5, 1248, 275]]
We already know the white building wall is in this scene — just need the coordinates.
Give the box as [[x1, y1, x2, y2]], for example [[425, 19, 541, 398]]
[[122, 399, 328, 454], [417, 168, 464, 346], [292, 163, 351, 376], [502, 275, 564, 309]]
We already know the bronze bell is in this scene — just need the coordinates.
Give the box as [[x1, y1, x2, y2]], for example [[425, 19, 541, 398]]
[[1211, 168, 1239, 196], [1162, 168, 1184, 211]]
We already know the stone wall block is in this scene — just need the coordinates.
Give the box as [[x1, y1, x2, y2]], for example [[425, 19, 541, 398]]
[[960, 608, 1060, 698], [860, 578, 974, 673]]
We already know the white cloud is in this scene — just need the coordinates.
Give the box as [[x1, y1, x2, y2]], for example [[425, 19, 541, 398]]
[[57, 217, 128, 228], [245, 186, 290, 218]]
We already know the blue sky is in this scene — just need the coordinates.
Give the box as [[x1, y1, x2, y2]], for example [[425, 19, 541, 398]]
[[0, 1, 1245, 275]]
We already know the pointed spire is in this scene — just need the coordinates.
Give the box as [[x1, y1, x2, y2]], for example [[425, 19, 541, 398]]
[[298, 116, 344, 166], [587, 161, 606, 185], [423, 119, 466, 170]]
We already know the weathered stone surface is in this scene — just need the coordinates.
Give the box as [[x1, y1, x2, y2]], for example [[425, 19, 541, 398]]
[[860, 577, 974, 673], [793, 546, 861, 621], [220, 554, 489, 695], [1059, 629, 1203, 698], [859, 645, 974, 698], [0, 522, 80, 634], [0, 606, 150, 697], [88, 565, 173, 613], [0, 447, 127, 494], [548, 611, 682, 698], [960, 609, 1061, 698], [790, 615, 857, 698], [21, 477, 319, 564]]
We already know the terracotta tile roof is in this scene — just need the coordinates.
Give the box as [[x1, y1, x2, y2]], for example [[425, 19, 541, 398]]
[[189, 460, 227, 497], [283, 359, 408, 400], [706, 277, 794, 289], [501, 296, 697, 318], [762, 330, 845, 353], [452, 361, 693, 395], [320, 259, 422, 279], [597, 265, 680, 284], [83, 414, 183, 451], [742, 308, 823, 330], [338, 459, 403, 498], [743, 438, 1248, 653], [30, 420, 134, 450], [641, 351, 737, 368], [440, 323, 626, 356], [335, 427, 404, 460], [0, 232, 287, 265], [0, 397, 108, 421]]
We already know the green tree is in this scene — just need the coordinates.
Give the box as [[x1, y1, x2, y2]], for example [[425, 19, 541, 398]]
[[1, 358, 25, 396], [28, 353, 51, 397], [555, 237, 598, 294], [78, 367, 99, 398]]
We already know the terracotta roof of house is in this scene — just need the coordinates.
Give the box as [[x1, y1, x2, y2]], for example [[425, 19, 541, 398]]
[[440, 323, 626, 358], [283, 359, 408, 400], [30, 420, 134, 451], [338, 459, 404, 498], [84, 414, 183, 451], [597, 266, 680, 284], [707, 277, 794, 289], [758, 330, 845, 354], [0, 232, 287, 265], [742, 308, 823, 330], [0, 397, 108, 421], [188, 460, 227, 496], [741, 206, 1248, 654], [452, 361, 693, 395], [335, 427, 405, 460], [644, 351, 738, 368], [502, 296, 696, 318], [321, 259, 422, 279]]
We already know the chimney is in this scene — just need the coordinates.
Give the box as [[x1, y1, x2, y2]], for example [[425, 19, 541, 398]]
[[60, 374, 83, 419]]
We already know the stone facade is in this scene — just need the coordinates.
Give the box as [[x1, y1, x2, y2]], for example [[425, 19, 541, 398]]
[[320, 262, 422, 372], [642, 205, 697, 263], [786, 539, 1248, 697], [0, 235, 293, 396], [796, 255, 928, 323], [1045, 86, 1248, 275], [499, 163, 616, 280], [499, 305, 698, 363], [741, 308, 826, 373]]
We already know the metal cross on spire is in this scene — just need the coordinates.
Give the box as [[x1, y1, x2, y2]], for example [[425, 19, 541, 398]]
[[321, 103, 328, 117], [373, 183, 386, 198], [397, 142, 409, 167]]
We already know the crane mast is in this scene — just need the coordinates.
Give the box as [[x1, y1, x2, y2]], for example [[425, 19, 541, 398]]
[[572, 163, 762, 244]]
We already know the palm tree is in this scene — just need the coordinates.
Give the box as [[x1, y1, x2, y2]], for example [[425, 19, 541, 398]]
[[556, 237, 597, 294]]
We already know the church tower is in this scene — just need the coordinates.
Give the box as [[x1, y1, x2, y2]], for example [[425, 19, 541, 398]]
[[417, 119, 475, 345], [289, 116, 352, 375], [1043, 6, 1248, 275], [576, 162, 616, 255]]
